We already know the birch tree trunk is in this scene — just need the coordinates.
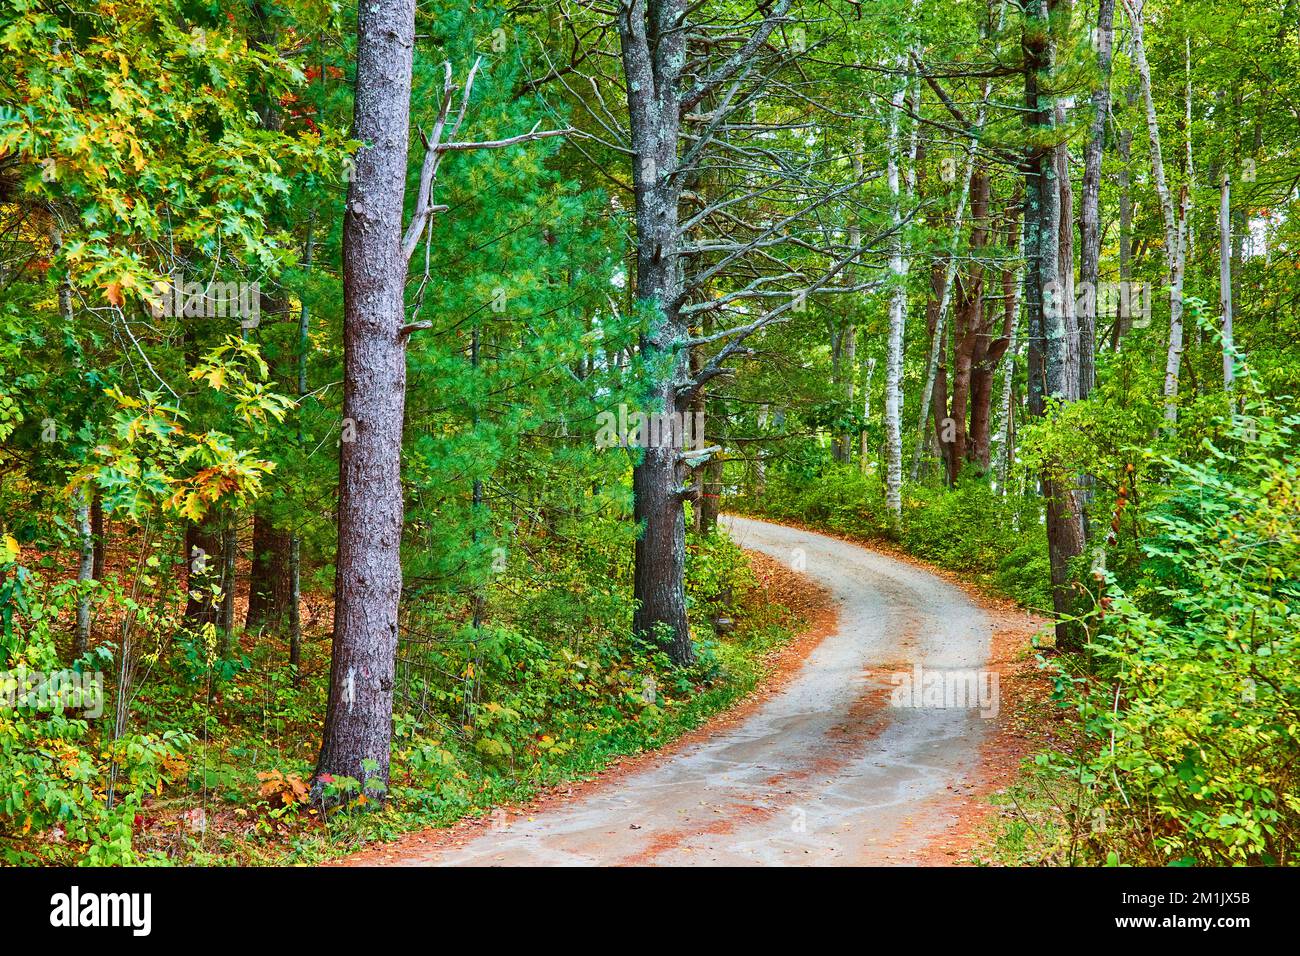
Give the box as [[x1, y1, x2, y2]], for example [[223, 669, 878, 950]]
[[840, 324, 856, 465], [1112, 79, 1137, 348], [1127, 0, 1187, 422], [1079, 0, 1115, 400], [314, 0, 417, 799], [993, 209, 1024, 488], [219, 523, 237, 657], [835, 149, 864, 465], [1054, 104, 1079, 402], [860, 356, 876, 472], [74, 487, 93, 657], [1219, 170, 1235, 389], [883, 71, 909, 522]]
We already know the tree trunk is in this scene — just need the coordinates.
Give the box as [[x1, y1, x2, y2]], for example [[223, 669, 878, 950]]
[[314, 0, 417, 799], [860, 356, 875, 472], [90, 493, 105, 580], [1025, 0, 1085, 647], [184, 520, 223, 628], [620, 0, 692, 663], [219, 523, 237, 657], [700, 449, 723, 533], [245, 276, 292, 632], [1055, 116, 1079, 402], [1113, 84, 1136, 349], [73, 487, 93, 657], [689, 327, 706, 532], [288, 221, 313, 676], [1079, 0, 1115, 399], [993, 238, 1022, 487], [631, 396, 692, 664], [974, 200, 1020, 473], [1128, 0, 1186, 422], [246, 514, 291, 631], [883, 69, 909, 522], [835, 323, 856, 465], [951, 169, 993, 483], [1219, 170, 1235, 389]]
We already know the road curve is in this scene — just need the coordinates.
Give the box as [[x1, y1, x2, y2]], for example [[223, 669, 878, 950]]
[[386, 515, 996, 866]]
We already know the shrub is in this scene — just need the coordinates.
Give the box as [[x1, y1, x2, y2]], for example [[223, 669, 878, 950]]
[[1050, 400, 1300, 865]]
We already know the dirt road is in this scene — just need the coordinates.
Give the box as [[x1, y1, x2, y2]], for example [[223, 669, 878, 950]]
[[364, 515, 1003, 865]]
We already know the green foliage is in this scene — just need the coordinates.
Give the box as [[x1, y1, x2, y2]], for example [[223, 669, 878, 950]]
[[0, 562, 192, 865], [1046, 397, 1300, 865]]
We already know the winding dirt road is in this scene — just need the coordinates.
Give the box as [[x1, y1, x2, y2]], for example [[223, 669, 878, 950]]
[[361, 515, 1005, 866]]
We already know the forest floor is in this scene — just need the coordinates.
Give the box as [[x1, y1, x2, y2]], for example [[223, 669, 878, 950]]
[[343, 516, 1050, 866]]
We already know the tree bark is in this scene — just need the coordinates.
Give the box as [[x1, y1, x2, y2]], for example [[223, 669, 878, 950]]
[[1113, 84, 1136, 349], [1127, 0, 1187, 422], [1025, 0, 1085, 647], [973, 200, 1020, 473], [90, 493, 105, 580], [859, 357, 876, 472], [314, 0, 417, 799], [620, 0, 693, 663], [1078, 0, 1115, 400], [246, 514, 291, 631], [1219, 170, 1235, 389], [219, 523, 237, 657], [883, 69, 909, 521], [184, 520, 223, 628], [289, 221, 313, 676], [993, 207, 1023, 487], [1055, 112, 1079, 403], [73, 487, 93, 657]]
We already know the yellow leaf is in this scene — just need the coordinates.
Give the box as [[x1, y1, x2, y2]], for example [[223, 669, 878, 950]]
[[0, 534, 18, 563]]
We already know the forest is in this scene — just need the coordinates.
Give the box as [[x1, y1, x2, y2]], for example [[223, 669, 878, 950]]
[[0, 0, 1296, 875]]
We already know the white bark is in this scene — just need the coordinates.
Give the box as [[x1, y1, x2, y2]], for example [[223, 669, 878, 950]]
[[74, 486, 93, 654], [1126, 0, 1188, 422], [994, 240, 1024, 490], [883, 72, 909, 521], [860, 356, 876, 473], [1219, 171, 1235, 389]]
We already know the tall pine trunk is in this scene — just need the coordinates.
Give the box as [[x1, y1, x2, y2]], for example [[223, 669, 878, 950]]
[[314, 0, 416, 799], [620, 0, 693, 663]]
